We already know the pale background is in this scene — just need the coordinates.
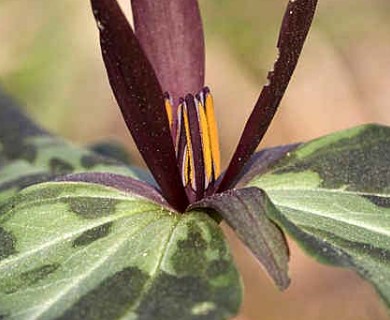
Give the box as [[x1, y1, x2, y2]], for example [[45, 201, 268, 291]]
[[1, 0, 389, 319]]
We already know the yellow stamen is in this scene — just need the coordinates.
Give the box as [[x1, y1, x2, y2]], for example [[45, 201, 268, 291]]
[[198, 100, 213, 185], [182, 104, 196, 189], [164, 97, 173, 128], [205, 92, 221, 178], [166, 89, 221, 194], [183, 145, 190, 186]]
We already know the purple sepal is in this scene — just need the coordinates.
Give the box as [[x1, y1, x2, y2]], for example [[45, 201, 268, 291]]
[[91, 0, 188, 211], [219, 0, 318, 192]]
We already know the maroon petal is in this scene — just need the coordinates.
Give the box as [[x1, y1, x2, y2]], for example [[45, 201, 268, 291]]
[[218, 0, 318, 192], [55, 172, 171, 209], [91, 0, 188, 212], [185, 94, 205, 201], [191, 187, 290, 290], [131, 0, 205, 107]]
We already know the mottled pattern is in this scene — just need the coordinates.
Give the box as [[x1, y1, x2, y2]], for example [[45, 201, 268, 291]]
[[264, 208, 354, 267], [137, 273, 215, 320], [136, 272, 239, 320], [0, 91, 47, 164], [0, 91, 47, 137], [256, 192, 390, 308], [250, 124, 390, 309], [56, 267, 149, 320], [4, 264, 60, 294], [49, 158, 75, 175], [301, 224, 390, 306], [65, 197, 119, 219], [0, 182, 241, 320], [1, 185, 63, 215], [0, 227, 16, 260], [88, 141, 132, 165], [0, 91, 241, 319], [193, 187, 290, 290], [306, 227, 390, 263], [72, 222, 113, 247], [171, 223, 207, 275], [364, 195, 390, 208], [80, 154, 120, 170], [272, 125, 390, 193], [3, 144, 38, 163], [0, 89, 143, 209], [0, 173, 54, 195], [206, 260, 231, 278]]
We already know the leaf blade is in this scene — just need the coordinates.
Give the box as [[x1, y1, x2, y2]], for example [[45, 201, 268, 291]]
[[0, 182, 241, 320], [0, 90, 152, 204], [250, 124, 390, 307], [192, 187, 290, 290]]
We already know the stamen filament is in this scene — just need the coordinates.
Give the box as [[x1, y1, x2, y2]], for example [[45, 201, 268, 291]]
[[182, 101, 196, 191], [198, 99, 213, 185], [204, 88, 221, 178], [165, 87, 221, 200]]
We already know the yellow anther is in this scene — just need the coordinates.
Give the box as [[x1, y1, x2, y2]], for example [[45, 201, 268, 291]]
[[204, 93, 221, 178], [164, 97, 173, 129], [171, 89, 221, 195], [183, 145, 190, 186], [198, 100, 213, 184], [182, 104, 196, 189]]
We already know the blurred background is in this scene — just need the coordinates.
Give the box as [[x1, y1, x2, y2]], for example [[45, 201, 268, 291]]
[[1, 0, 389, 319]]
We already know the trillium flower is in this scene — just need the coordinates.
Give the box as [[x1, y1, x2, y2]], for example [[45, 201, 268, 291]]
[[88, 0, 317, 209], [77, 0, 318, 289], [0, 0, 390, 320], [2, 1, 390, 318]]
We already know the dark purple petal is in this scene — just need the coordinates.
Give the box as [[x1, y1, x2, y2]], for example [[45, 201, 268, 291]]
[[185, 95, 205, 201], [218, 0, 318, 192], [91, 0, 188, 211], [131, 0, 205, 107], [191, 187, 290, 290], [55, 172, 171, 209], [236, 143, 301, 187]]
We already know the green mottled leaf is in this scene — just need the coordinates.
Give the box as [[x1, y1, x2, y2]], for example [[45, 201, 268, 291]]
[[0, 93, 149, 204], [250, 124, 390, 307], [193, 187, 290, 290], [0, 182, 241, 320]]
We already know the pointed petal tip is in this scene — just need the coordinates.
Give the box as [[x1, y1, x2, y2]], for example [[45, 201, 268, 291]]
[[131, 0, 205, 104], [219, 0, 318, 192], [90, 0, 189, 211]]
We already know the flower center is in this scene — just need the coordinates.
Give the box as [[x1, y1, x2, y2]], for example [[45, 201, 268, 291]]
[[164, 87, 221, 202]]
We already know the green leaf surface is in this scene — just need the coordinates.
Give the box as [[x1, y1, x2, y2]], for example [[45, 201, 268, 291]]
[[250, 124, 390, 307], [0, 94, 149, 204], [0, 182, 241, 320], [193, 187, 290, 290]]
